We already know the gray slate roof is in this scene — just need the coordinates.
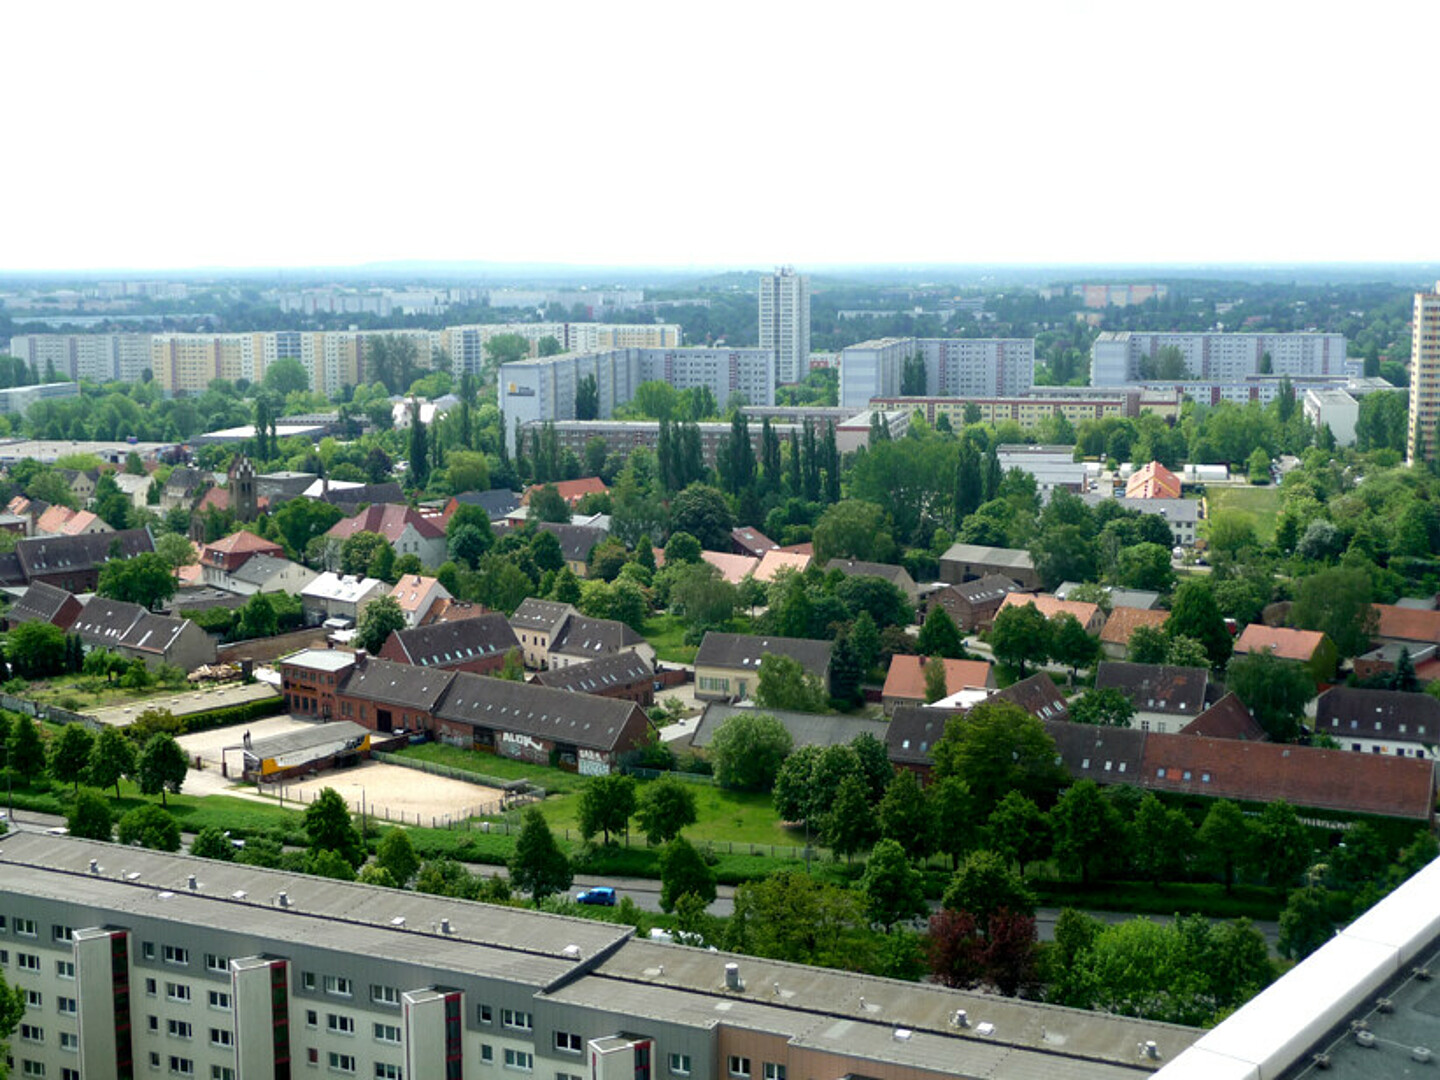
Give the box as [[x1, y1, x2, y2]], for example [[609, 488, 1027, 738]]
[[1316, 686, 1440, 742], [455, 489, 520, 519], [434, 671, 646, 753], [71, 596, 149, 645], [16, 527, 154, 578], [386, 614, 521, 668], [340, 657, 454, 711], [1095, 661, 1210, 717], [532, 652, 653, 695], [549, 614, 643, 659], [536, 522, 607, 564], [938, 543, 1035, 570], [694, 632, 833, 681], [691, 703, 888, 751], [8, 581, 78, 626], [509, 598, 576, 634], [947, 574, 1024, 605]]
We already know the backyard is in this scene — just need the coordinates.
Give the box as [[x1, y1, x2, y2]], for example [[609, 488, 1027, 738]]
[[1205, 484, 1281, 543]]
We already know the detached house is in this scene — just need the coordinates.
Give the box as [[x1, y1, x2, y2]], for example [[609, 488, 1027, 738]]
[[508, 599, 578, 669], [70, 595, 216, 671], [389, 575, 451, 627], [301, 573, 389, 627], [548, 614, 653, 670], [694, 632, 833, 701], [199, 530, 284, 573], [927, 575, 1026, 632], [1233, 624, 1338, 683], [327, 503, 447, 569], [882, 655, 996, 715], [1094, 661, 1211, 733], [823, 559, 919, 602], [998, 592, 1107, 636]]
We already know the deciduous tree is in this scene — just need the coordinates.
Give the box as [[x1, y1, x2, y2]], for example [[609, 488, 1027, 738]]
[[48, 723, 94, 794], [88, 724, 137, 798], [68, 789, 114, 842], [659, 836, 717, 912], [931, 700, 1066, 815], [304, 787, 366, 869], [509, 807, 573, 903], [708, 712, 792, 791], [861, 838, 927, 929], [988, 602, 1050, 677], [355, 595, 406, 653], [635, 774, 699, 846], [117, 804, 181, 851], [577, 774, 637, 845]]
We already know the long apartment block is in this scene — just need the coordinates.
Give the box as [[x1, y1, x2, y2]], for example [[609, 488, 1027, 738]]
[[1090, 331, 1348, 386], [838, 338, 1036, 408], [500, 349, 777, 453], [0, 832, 1198, 1080]]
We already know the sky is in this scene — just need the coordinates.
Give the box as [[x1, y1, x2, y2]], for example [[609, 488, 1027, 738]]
[[4, 1, 1437, 272]]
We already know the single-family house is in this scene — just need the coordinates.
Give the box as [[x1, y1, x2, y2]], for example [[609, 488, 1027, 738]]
[[881, 654, 996, 715], [535, 522, 607, 578], [1126, 460, 1182, 500], [444, 489, 521, 524], [389, 575, 452, 627], [548, 614, 654, 671], [71, 595, 216, 671], [694, 632, 833, 702], [1233, 624, 1338, 683], [1315, 686, 1440, 760], [1094, 661, 1210, 733], [35, 505, 111, 538], [327, 504, 448, 568], [200, 530, 285, 574], [1098, 606, 1170, 659], [753, 549, 811, 583], [701, 551, 759, 585], [731, 527, 779, 559], [522, 477, 607, 509], [998, 592, 1107, 635], [508, 599, 578, 669], [301, 573, 389, 627], [926, 575, 1025, 632], [823, 559, 919, 602], [204, 553, 319, 597]]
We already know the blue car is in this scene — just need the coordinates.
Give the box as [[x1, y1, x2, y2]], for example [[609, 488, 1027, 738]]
[[575, 887, 616, 906]]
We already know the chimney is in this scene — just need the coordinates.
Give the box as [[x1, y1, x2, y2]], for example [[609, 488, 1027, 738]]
[[354, 649, 368, 668]]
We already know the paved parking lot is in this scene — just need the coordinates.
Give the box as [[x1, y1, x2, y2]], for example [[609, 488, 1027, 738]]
[[90, 682, 281, 728], [177, 713, 315, 772]]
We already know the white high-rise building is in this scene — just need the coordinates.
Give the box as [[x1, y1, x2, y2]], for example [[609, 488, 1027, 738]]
[[759, 267, 810, 384], [1408, 284, 1440, 463], [838, 337, 1036, 408]]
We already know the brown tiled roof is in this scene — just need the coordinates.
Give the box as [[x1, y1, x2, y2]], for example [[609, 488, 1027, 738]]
[[1233, 624, 1327, 663], [754, 550, 811, 583], [999, 592, 1103, 629], [1099, 606, 1170, 647], [1139, 732, 1435, 820], [1373, 604, 1440, 645], [522, 477, 606, 505], [701, 551, 759, 585], [995, 673, 1071, 722], [327, 504, 444, 544], [204, 530, 284, 558], [1126, 461, 1182, 499], [1095, 661, 1210, 717], [882, 655, 995, 702], [1181, 692, 1266, 741], [731, 527, 778, 557]]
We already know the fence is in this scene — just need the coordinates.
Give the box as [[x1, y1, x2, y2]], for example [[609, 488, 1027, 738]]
[[371, 751, 547, 802], [0, 694, 101, 732], [258, 778, 510, 830], [621, 765, 715, 785]]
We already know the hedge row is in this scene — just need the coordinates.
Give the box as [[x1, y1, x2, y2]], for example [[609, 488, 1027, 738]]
[[179, 694, 286, 735]]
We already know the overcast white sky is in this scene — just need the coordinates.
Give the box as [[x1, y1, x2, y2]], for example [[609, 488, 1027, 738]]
[[4, 1, 1435, 272]]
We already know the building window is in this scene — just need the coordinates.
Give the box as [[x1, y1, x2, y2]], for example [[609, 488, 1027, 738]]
[[163, 945, 189, 966], [211, 1068, 236, 1080], [208, 990, 231, 1011], [167, 1019, 192, 1039], [145, 977, 158, 996], [55, 961, 74, 980], [371, 984, 401, 1006], [306, 1010, 318, 1029], [60, 1032, 78, 1051], [503, 1050, 533, 1072], [501, 1009, 532, 1032], [26, 990, 41, 1008], [669, 1055, 692, 1076], [21, 1063, 45, 1078], [210, 1028, 233, 1048], [374, 1023, 401, 1044], [64, 1070, 81, 1080], [166, 983, 191, 1003], [19, 1023, 44, 1042], [481, 1045, 494, 1064], [169, 1058, 194, 1077], [56, 996, 77, 1016], [324, 976, 353, 997], [149, 1016, 160, 1033], [764, 1066, 785, 1080], [302, 972, 317, 991], [375, 1067, 403, 1080], [327, 1014, 356, 1035], [205, 953, 229, 973], [728, 1058, 751, 1079], [17, 953, 40, 972], [478, 1004, 493, 1024], [14, 918, 37, 937], [328, 1053, 356, 1075], [554, 1032, 582, 1054], [51, 925, 73, 943]]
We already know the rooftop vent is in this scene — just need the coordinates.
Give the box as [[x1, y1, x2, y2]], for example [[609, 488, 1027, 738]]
[[951, 1010, 968, 1028], [724, 963, 742, 991], [1143, 1041, 1160, 1060], [1378, 997, 1395, 1013], [1415, 1048, 1434, 1064], [1312, 1052, 1332, 1069], [975, 1022, 995, 1037], [1356, 1030, 1377, 1048], [186, 874, 198, 891], [390, 917, 406, 928], [562, 944, 581, 959], [277, 891, 290, 909], [893, 1029, 912, 1042], [440, 918, 453, 935], [89, 859, 100, 874], [231, 891, 247, 900], [1418, 966, 1434, 981]]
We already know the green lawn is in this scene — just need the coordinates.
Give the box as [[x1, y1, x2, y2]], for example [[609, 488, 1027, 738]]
[[533, 781, 806, 850], [1206, 485, 1281, 543], [642, 613, 753, 664], [20, 673, 197, 712], [394, 742, 589, 794]]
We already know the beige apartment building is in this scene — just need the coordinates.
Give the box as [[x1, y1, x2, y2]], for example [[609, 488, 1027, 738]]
[[1408, 283, 1440, 463]]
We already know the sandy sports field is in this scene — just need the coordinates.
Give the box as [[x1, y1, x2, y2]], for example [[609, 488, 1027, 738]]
[[263, 761, 506, 827]]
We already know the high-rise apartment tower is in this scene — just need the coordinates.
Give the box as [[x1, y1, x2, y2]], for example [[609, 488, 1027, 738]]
[[759, 266, 810, 384], [1409, 283, 1440, 463]]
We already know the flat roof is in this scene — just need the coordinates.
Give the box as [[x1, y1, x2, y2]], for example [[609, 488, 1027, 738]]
[[280, 647, 357, 672], [0, 832, 629, 971]]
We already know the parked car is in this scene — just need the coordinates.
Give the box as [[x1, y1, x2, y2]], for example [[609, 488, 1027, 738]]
[[575, 887, 616, 906]]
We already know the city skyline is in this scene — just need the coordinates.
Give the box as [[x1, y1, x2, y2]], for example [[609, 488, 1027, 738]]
[[4, 3, 1436, 271]]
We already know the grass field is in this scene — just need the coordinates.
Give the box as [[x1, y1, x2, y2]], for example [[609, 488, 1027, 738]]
[[1205, 485, 1282, 543], [642, 613, 754, 664], [396, 742, 589, 794], [534, 781, 806, 849]]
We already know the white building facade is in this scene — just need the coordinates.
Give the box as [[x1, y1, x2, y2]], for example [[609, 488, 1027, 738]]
[[758, 267, 810, 384]]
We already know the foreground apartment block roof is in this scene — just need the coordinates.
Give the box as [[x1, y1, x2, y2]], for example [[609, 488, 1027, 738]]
[[0, 832, 1205, 1079]]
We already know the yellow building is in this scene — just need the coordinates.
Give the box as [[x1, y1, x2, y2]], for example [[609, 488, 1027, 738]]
[[1408, 284, 1440, 463]]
